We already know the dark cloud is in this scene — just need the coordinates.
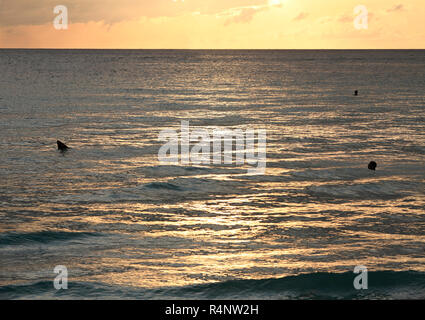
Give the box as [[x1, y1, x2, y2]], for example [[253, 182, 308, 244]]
[[0, 0, 269, 27]]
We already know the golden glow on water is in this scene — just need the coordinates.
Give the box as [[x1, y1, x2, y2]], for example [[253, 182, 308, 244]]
[[17, 187, 420, 289], [1, 50, 424, 298], [3, 162, 424, 289]]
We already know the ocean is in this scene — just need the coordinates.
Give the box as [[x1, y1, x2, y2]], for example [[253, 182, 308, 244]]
[[0, 50, 424, 300]]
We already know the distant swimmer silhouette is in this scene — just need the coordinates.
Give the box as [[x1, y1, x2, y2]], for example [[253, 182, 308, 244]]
[[57, 140, 70, 152], [368, 161, 377, 171], [354, 90, 358, 96]]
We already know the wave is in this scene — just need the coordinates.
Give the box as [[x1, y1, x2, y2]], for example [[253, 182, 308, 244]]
[[0, 231, 101, 247], [144, 182, 183, 191], [305, 181, 416, 200], [139, 165, 245, 178], [170, 270, 425, 300], [1, 271, 424, 300]]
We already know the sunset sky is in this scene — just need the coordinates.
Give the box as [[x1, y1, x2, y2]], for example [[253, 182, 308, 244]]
[[0, 0, 424, 49]]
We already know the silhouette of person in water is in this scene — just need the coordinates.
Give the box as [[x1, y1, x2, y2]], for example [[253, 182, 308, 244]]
[[354, 90, 358, 96], [368, 161, 377, 171]]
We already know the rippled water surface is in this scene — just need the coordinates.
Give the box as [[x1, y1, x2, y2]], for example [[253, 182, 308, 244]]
[[0, 50, 424, 299]]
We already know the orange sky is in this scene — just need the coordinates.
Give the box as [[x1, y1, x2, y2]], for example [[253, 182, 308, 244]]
[[0, 0, 424, 49]]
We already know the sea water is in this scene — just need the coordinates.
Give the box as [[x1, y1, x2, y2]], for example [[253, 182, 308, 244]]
[[0, 50, 424, 299]]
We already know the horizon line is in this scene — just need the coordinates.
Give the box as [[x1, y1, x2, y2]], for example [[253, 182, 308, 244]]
[[1, 48, 424, 50]]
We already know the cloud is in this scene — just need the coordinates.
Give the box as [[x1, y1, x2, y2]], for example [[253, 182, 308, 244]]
[[387, 4, 404, 13], [268, 0, 283, 7], [293, 12, 309, 21], [337, 11, 375, 24], [224, 7, 267, 25], [0, 0, 269, 27], [337, 14, 352, 23], [223, 0, 282, 26]]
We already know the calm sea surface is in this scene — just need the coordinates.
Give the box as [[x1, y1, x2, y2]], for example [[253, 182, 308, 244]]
[[0, 50, 424, 299]]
